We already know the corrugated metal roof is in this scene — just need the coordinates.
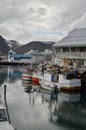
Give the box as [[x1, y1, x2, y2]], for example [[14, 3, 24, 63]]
[[53, 28, 86, 47]]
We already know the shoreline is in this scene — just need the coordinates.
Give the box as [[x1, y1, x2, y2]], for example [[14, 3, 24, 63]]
[[0, 61, 38, 66]]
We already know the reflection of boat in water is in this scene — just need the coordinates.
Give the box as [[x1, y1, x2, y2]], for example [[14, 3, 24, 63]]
[[40, 88, 57, 102], [32, 84, 40, 91], [41, 92, 56, 102], [24, 85, 32, 93], [47, 92, 86, 129], [22, 79, 32, 93], [40, 90, 58, 123], [0, 95, 14, 130], [22, 79, 32, 87], [22, 79, 40, 92], [57, 92, 86, 128], [39, 87, 53, 94], [58, 92, 80, 103], [21, 74, 32, 93], [22, 69, 40, 85]]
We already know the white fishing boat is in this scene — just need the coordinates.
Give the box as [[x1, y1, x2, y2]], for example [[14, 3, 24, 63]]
[[38, 70, 81, 92], [59, 74, 81, 91], [39, 79, 58, 92], [39, 80, 53, 92], [0, 95, 14, 130]]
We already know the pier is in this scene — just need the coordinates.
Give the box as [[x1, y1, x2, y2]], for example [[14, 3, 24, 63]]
[[0, 61, 38, 66]]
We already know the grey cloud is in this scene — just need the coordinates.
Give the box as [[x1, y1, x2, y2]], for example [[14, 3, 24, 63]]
[[50, 0, 86, 31], [0, 0, 86, 43], [37, 7, 46, 17]]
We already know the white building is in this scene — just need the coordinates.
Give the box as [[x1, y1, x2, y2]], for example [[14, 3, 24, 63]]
[[53, 27, 86, 71]]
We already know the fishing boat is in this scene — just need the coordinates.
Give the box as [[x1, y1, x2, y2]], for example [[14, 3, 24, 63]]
[[32, 71, 40, 85], [0, 95, 14, 130], [22, 67, 33, 81], [26, 67, 34, 72], [32, 77, 39, 85], [59, 74, 81, 91], [39, 69, 81, 92], [39, 79, 58, 92], [22, 72, 32, 81]]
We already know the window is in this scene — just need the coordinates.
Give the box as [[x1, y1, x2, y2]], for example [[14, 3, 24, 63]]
[[63, 47, 69, 52], [79, 60, 84, 65], [80, 47, 86, 52]]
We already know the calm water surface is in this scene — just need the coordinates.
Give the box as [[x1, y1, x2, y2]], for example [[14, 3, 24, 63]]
[[0, 66, 86, 130]]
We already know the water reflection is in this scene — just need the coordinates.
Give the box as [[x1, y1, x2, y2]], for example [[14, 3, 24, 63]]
[[51, 92, 86, 130], [0, 66, 8, 86], [7, 66, 23, 83], [0, 66, 24, 85], [0, 66, 86, 130], [24, 84, 32, 93], [39, 88, 86, 130], [41, 92, 58, 123]]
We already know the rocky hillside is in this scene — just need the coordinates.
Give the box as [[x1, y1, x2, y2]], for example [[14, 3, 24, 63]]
[[0, 35, 55, 55], [15, 41, 54, 54], [0, 35, 9, 55], [7, 40, 20, 52]]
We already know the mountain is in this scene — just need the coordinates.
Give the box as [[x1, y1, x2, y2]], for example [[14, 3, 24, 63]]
[[15, 41, 54, 54], [7, 40, 20, 52], [0, 35, 55, 55], [0, 35, 9, 55]]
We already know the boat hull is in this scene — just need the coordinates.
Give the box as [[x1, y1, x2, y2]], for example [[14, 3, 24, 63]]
[[39, 80, 56, 92], [22, 73, 32, 81], [59, 75, 81, 91], [32, 77, 39, 85]]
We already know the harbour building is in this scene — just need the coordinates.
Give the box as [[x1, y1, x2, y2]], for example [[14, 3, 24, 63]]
[[8, 49, 52, 64], [52, 27, 86, 71], [8, 50, 32, 63]]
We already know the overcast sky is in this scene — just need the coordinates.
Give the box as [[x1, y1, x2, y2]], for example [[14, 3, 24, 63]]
[[0, 0, 86, 44]]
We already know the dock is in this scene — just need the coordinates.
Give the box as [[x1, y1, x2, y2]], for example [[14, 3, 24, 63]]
[[0, 61, 38, 66]]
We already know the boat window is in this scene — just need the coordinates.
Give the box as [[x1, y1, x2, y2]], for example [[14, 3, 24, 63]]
[[66, 70, 80, 79], [0, 109, 7, 122]]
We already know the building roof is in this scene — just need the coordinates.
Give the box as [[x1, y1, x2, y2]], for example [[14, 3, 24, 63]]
[[53, 28, 86, 47]]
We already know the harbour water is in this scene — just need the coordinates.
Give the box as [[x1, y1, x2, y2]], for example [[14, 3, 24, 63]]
[[0, 65, 86, 130]]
